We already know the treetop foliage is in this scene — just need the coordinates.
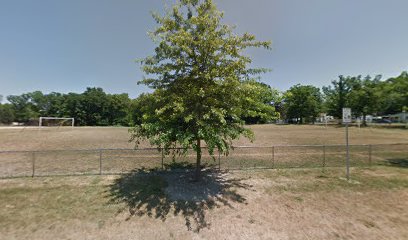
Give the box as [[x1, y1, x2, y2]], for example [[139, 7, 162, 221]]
[[284, 84, 322, 123], [130, 0, 274, 157]]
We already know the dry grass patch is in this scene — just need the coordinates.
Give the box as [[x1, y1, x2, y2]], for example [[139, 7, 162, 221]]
[[1, 125, 408, 151], [0, 166, 407, 240], [1, 125, 407, 178]]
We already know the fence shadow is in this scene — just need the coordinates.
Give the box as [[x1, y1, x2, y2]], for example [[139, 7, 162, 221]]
[[107, 162, 252, 232]]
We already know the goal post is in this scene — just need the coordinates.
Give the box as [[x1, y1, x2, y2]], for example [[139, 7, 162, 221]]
[[39, 117, 75, 128]]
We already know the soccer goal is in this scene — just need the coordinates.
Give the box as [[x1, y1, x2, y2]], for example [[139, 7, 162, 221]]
[[39, 117, 75, 128]]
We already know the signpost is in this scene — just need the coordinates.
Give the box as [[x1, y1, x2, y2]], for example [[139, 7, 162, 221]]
[[356, 117, 361, 129], [343, 108, 351, 181]]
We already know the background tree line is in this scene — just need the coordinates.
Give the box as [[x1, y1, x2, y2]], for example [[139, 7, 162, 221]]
[[279, 71, 407, 124], [0, 71, 407, 126], [0, 88, 131, 126]]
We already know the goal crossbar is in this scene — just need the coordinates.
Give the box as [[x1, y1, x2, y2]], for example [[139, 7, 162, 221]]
[[39, 117, 75, 127]]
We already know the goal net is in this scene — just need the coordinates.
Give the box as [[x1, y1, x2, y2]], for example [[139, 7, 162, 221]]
[[39, 117, 75, 127]]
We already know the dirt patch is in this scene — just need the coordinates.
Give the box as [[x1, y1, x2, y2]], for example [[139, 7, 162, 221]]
[[107, 168, 251, 232], [1, 167, 407, 239], [163, 171, 227, 201]]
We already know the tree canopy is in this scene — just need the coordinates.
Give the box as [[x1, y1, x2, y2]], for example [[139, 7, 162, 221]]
[[0, 103, 14, 124], [378, 71, 408, 115], [130, 0, 273, 179], [348, 75, 382, 124], [285, 84, 322, 123], [322, 75, 353, 119]]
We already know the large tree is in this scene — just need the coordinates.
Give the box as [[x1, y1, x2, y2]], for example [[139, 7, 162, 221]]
[[348, 75, 382, 125], [80, 87, 110, 126], [378, 71, 408, 115], [106, 93, 131, 126], [284, 84, 322, 123], [322, 75, 353, 119], [130, 0, 272, 180]]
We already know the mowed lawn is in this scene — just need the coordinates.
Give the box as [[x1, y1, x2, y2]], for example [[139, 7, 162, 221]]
[[0, 124, 408, 151], [0, 166, 407, 240]]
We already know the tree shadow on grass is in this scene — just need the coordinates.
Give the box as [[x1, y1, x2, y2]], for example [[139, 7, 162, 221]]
[[107, 162, 252, 232], [384, 158, 408, 168]]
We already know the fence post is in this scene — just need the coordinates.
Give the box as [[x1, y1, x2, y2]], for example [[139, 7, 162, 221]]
[[161, 148, 164, 170], [368, 145, 372, 167], [322, 145, 326, 172], [346, 123, 350, 181], [272, 146, 275, 169], [99, 149, 102, 175], [32, 152, 36, 178]]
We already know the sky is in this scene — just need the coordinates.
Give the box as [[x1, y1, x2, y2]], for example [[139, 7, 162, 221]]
[[1, 0, 407, 100]]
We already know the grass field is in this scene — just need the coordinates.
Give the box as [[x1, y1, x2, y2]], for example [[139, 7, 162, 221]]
[[0, 166, 407, 240], [0, 125, 407, 177], [0, 125, 407, 239], [0, 124, 408, 151]]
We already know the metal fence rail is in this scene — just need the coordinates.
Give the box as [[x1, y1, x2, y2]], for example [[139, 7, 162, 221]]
[[0, 143, 407, 178]]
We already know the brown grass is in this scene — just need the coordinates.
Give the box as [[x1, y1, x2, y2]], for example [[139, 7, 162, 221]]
[[0, 125, 407, 239], [1, 125, 407, 177], [238, 124, 408, 146], [0, 124, 407, 151], [0, 166, 407, 240]]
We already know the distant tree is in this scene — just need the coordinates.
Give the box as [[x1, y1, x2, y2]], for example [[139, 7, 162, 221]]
[[61, 93, 85, 125], [80, 87, 110, 126], [26, 91, 47, 117], [38, 92, 64, 117], [4, 88, 134, 126], [130, 0, 272, 180], [348, 75, 382, 125], [107, 93, 131, 126], [7, 94, 37, 122], [285, 84, 322, 123], [322, 75, 353, 119], [270, 92, 287, 121], [378, 71, 408, 115], [0, 103, 15, 124]]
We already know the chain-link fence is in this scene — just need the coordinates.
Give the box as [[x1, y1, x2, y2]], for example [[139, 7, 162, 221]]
[[0, 143, 407, 178]]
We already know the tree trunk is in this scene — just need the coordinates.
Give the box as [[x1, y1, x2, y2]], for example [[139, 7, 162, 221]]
[[194, 139, 202, 181], [363, 114, 367, 126]]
